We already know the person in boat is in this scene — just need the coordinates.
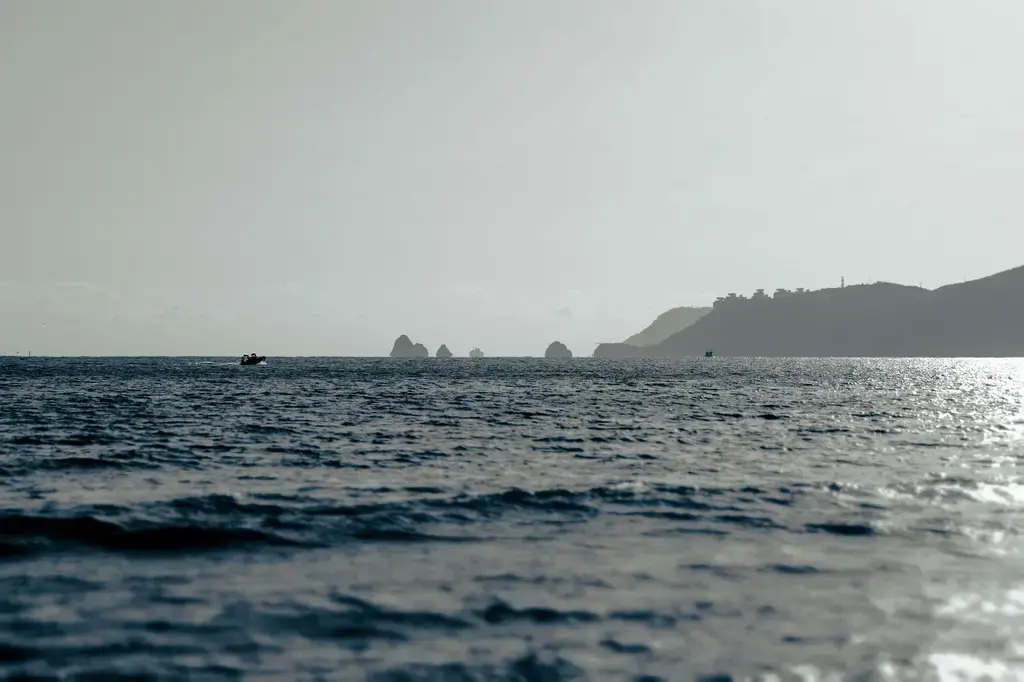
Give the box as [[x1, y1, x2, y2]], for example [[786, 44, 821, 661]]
[[241, 354, 249, 363]]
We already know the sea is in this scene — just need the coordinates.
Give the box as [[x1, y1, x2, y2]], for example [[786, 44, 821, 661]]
[[1, 357, 1023, 682]]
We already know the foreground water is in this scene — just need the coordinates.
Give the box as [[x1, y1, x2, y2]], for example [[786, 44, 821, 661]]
[[1, 357, 1023, 681]]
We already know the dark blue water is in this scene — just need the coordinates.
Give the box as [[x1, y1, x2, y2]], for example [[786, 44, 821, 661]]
[[1, 357, 1023, 681]]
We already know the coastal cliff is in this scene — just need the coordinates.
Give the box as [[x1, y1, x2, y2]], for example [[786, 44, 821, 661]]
[[595, 265, 1024, 358]]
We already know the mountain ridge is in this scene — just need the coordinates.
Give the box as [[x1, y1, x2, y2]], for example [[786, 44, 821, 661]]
[[594, 265, 1024, 358], [623, 306, 711, 347]]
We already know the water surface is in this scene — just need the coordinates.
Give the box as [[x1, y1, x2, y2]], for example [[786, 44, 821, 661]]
[[1, 357, 1022, 680]]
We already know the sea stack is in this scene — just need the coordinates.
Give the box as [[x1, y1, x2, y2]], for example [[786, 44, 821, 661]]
[[390, 335, 429, 358], [544, 341, 572, 358], [436, 344, 453, 358], [469, 347, 484, 358]]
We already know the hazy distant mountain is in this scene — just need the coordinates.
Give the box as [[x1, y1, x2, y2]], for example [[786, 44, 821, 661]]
[[594, 265, 1024, 358], [623, 306, 711, 346]]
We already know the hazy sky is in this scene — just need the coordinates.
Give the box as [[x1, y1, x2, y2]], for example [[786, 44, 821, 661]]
[[3, 0, 1024, 356]]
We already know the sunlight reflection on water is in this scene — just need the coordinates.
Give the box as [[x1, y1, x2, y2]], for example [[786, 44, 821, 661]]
[[2, 357, 1024, 679]]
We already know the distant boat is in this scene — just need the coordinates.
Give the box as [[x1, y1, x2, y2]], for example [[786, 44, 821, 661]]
[[704, 349, 715, 357], [240, 354, 266, 365], [469, 347, 484, 358]]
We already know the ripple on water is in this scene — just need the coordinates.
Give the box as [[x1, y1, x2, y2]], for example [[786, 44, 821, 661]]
[[0, 357, 1022, 678]]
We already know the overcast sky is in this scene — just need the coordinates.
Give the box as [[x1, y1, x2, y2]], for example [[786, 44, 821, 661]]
[[2, 0, 1023, 356]]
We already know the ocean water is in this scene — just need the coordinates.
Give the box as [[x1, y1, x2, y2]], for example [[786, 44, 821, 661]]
[[1, 357, 1023, 682]]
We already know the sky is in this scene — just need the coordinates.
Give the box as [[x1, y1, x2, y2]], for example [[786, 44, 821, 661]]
[[2, 0, 1024, 356]]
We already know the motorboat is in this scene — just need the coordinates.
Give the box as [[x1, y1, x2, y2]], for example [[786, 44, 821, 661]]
[[704, 349, 715, 357], [240, 354, 266, 365]]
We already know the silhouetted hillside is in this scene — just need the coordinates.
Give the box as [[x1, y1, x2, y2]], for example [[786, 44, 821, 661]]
[[623, 306, 710, 346], [594, 265, 1024, 357], [592, 343, 647, 359]]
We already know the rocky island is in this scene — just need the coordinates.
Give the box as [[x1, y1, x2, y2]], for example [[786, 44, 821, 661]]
[[544, 341, 572, 358], [594, 264, 1024, 358], [436, 344, 453, 358], [390, 335, 429, 358]]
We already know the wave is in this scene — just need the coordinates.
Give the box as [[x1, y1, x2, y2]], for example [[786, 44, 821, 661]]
[[805, 522, 877, 536], [367, 652, 587, 681], [0, 481, 893, 559], [0, 514, 305, 555], [477, 598, 599, 625]]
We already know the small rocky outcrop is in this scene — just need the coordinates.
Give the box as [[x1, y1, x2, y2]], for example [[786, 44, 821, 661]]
[[436, 344, 453, 358], [390, 335, 429, 358], [544, 341, 572, 358], [469, 347, 484, 358]]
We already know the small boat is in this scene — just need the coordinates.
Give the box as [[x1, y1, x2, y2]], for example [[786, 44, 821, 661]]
[[704, 349, 715, 357], [240, 354, 266, 365]]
